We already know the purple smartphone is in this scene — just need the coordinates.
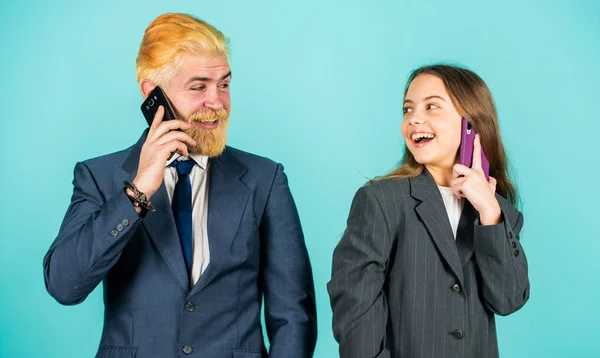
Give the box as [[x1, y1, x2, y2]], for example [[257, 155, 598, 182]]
[[459, 118, 490, 180]]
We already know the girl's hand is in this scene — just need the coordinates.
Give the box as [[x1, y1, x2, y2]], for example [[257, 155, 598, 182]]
[[451, 135, 501, 225]]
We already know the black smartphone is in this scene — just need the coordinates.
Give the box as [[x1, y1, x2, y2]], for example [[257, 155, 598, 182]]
[[141, 86, 177, 126]]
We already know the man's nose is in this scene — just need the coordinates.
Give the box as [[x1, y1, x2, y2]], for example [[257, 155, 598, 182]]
[[204, 88, 224, 110]]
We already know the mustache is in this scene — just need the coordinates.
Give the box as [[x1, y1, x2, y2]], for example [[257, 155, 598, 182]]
[[187, 109, 228, 123]]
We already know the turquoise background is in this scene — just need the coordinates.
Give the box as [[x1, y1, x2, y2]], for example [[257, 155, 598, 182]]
[[1, 0, 599, 357]]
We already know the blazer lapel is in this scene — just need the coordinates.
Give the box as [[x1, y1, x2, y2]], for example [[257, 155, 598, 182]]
[[189, 147, 250, 296], [456, 201, 477, 267], [410, 170, 464, 285], [122, 130, 190, 293]]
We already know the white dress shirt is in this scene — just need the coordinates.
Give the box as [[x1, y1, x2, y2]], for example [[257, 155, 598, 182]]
[[437, 186, 464, 239], [164, 153, 210, 286]]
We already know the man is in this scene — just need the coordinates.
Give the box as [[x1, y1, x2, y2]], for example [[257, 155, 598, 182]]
[[44, 13, 317, 358]]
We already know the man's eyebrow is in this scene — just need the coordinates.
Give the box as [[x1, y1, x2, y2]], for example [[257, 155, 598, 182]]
[[185, 71, 232, 85]]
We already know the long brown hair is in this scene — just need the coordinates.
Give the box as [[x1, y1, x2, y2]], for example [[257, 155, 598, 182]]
[[376, 64, 518, 205]]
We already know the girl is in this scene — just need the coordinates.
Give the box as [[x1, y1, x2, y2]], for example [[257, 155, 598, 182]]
[[328, 64, 529, 358]]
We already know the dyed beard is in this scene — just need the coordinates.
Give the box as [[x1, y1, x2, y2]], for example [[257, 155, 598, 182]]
[[185, 109, 229, 157]]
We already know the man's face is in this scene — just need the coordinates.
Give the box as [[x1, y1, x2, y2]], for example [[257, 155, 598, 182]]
[[162, 54, 231, 157]]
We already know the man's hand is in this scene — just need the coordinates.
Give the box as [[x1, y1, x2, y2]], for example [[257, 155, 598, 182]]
[[132, 106, 196, 200]]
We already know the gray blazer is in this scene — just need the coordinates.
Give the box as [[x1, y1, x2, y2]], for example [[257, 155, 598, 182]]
[[328, 170, 529, 358]]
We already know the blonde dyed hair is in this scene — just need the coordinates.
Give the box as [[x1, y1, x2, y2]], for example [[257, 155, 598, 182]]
[[136, 13, 229, 86]]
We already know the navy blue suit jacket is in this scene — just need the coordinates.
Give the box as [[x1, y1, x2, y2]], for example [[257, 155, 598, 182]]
[[44, 131, 317, 358]]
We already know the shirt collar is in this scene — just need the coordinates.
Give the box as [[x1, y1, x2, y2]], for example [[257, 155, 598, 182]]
[[166, 152, 209, 170]]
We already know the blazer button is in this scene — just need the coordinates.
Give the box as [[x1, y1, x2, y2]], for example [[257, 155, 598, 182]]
[[512, 241, 517, 248], [110, 229, 119, 237], [185, 301, 195, 312], [514, 249, 520, 257], [117, 224, 124, 232], [451, 284, 461, 294], [183, 345, 193, 355], [122, 218, 129, 227], [509, 232, 513, 239], [452, 329, 464, 340]]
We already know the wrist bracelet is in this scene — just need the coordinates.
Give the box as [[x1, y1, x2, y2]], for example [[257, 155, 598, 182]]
[[123, 181, 156, 212]]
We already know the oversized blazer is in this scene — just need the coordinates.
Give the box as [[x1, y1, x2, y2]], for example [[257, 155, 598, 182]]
[[328, 169, 529, 358]]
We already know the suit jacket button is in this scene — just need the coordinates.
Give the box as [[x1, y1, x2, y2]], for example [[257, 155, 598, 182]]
[[122, 219, 129, 227], [514, 249, 520, 257], [117, 224, 124, 232], [452, 329, 464, 340], [451, 284, 461, 294], [110, 229, 119, 237], [183, 345, 193, 355], [509, 232, 513, 239], [185, 301, 195, 312]]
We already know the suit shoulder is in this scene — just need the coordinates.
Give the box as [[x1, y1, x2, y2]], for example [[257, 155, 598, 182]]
[[363, 177, 410, 198], [80, 143, 135, 170], [224, 146, 279, 170], [352, 178, 410, 221]]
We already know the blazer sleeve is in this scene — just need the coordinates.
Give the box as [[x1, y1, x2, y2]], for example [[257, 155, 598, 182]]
[[43, 161, 142, 305], [327, 186, 392, 358], [259, 164, 317, 358], [473, 194, 530, 316]]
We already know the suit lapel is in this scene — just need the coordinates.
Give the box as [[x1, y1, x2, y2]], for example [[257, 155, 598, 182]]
[[122, 130, 190, 293], [189, 147, 250, 296], [143, 184, 191, 292], [456, 201, 477, 267], [410, 170, 464, 285]]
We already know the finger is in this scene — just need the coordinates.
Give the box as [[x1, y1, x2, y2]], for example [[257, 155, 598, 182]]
[[451, 177, 466, 198], [453, 164, 472, 177], [148, 106, 165, 135], [451, 176, 466, 187], [150, 119, 192, 141], [165, 140, 190, 158], [488, 176, 497, 193], [156, 130, 197, 147], [471, 134, 484, 173], [451, 185, 465, 199]]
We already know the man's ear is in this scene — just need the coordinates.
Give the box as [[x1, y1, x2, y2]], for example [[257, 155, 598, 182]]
[[140, 80, 157, 99]]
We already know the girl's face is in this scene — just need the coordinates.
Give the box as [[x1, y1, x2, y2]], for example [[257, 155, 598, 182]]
[[401, 74, 463, 174]]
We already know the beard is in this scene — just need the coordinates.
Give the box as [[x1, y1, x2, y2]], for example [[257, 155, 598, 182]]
[[184, 109, 229, 157]]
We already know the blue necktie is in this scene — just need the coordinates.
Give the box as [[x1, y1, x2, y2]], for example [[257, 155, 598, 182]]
[[170, 159, 196, 275]]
